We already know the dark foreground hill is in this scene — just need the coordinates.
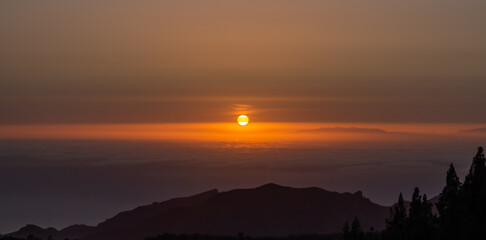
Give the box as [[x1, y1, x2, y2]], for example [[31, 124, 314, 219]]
[[7, 224, 95, 240], [8, 183, 389, 240]]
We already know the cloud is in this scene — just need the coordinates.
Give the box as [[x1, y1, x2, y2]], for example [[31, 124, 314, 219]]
[[231, 104, 253, 115]]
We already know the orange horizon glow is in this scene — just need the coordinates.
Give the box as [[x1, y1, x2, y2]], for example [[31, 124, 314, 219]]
[[0, 123, 485, 145]]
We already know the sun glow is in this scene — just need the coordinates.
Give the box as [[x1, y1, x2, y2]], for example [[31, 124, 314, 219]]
[[237, 115, 249, 126], [0, 123, 483, 145]]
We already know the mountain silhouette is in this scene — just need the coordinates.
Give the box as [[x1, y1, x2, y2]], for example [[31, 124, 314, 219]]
[[8, 183, 389, 240], [8, 224, 95, 240]]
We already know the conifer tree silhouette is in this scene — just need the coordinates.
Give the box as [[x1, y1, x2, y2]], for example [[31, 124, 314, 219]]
[[342, 221, 350, 240], [350, 217, 364, 240], [460, 146, 486, 239], [406, 187, 435, 240], [436, 163, 461, 240], [384, 193, 407, 240]]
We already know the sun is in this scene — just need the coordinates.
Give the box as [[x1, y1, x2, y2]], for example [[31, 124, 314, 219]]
[[237, 115, 249, 126]]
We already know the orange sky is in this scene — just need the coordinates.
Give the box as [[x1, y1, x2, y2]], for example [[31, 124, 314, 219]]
[[1, 122, 485, 144]]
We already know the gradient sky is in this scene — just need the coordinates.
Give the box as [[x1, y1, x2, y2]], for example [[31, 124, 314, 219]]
[[1, 0, 486, 124], [1, 0, 486, 235]]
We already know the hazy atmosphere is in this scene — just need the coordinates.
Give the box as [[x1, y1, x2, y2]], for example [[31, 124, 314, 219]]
[[1, 1, 486, 238], [2, 1, 486, 123]]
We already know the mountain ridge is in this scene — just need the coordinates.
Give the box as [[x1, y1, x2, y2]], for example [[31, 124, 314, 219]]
[[7, 183, 389, 240]]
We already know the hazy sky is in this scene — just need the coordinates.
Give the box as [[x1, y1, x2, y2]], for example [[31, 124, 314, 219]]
[[1, 0, 486, 124]]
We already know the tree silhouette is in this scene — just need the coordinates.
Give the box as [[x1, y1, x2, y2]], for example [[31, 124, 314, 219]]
[[350, 217, 364, 240], [420, 194, 435, 239], [382, 146, 486, 240], [342, 221, 350, 240], [460, 146, 486, 239], [436, 163, 461, 240], [365, 227, 377, 240], [26, 235, 41, 240], [407, 188, 422, 239], [384, 193, 406, 240], [406, 187, 435, 240]]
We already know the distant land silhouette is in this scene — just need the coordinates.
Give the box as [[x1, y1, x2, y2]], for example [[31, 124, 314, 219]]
[[298, 127, 389, 133], [459, 127, 486, 133], [7, 184, 389, 240]]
